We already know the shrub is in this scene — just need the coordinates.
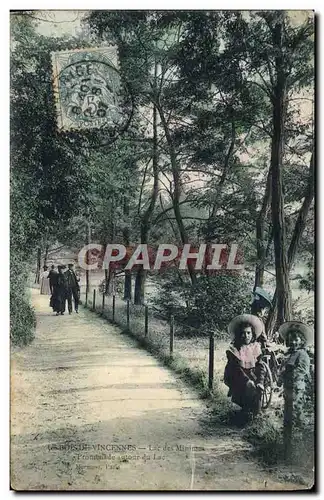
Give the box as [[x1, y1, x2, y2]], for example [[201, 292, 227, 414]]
[[151, 272, 254, 336], [187, 273, 254, 332], [148, 272, 192, 320], [244, 413, 283, 464], [292, 299, 314, 327], [10, 253, 36, 345], [299, 261, 314, 292]]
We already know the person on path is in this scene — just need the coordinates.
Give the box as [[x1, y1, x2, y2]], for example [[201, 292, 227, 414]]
[[224, 314, 266, 417], [40, 266, 51, 295], [48, 265, 58, 295], [48, 265, 58, 311], [52, 265, 67, 315], [65, 263, 80, 314]]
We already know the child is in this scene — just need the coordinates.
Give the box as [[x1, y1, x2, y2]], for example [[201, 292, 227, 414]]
[[224, 314, 266, 416], [277, 321, 313, 459], [278, 321, 312, 422]]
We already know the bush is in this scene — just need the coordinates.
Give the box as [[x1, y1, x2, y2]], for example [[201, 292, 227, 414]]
[[244, 413, 284, 465], [299, 261, 314, 292], [292, 299, 314, 327], [10, 253, 36, 345], [151, 271, 254, 336], [148, 272, 192, 320], [188, 273, 254, 331]]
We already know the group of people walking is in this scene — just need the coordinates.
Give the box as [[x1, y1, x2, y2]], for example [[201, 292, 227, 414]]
[[40, 263, 80, 315]]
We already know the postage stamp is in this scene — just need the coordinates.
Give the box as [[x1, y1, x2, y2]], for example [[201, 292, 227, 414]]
[[52, 47, 125, 131]]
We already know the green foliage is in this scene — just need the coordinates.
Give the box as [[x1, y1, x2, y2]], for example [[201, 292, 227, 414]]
[[244, 414, 284, 465], [85, 11, 314, 303], [148, 272, 191, 320], [10, 254, 36, 345], [11, 18, 92, 239], [299, 261, 315, 293], [244, 405, 314, 472], [151, 272, 253, 335], [244, 347, 314, 470], [188, 273, 254, 333], [10, 15, 94, 344]]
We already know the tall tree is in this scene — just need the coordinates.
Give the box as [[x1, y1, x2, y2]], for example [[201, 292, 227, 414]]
[[10, 14, 93, 343]]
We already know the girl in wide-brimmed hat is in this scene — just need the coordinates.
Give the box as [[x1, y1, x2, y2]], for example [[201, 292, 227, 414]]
[[277, 321, 312, 430], [224, 314, 266, 415]]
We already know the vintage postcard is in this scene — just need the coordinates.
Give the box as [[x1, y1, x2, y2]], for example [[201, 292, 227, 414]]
[[10, 10, 315, 491]]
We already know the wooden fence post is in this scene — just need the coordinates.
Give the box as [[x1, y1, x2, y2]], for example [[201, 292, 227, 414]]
[[93, 289, 96, 311], [170, 315, 174, 356], [112, 295, 116, 322], [126, 299, 130, 330], [102, 292, 105, 315], [144, 305, 148, 338], [208, 331, 215, 391]]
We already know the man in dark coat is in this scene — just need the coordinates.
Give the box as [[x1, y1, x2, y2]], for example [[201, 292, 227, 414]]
[[52, 265, 67, 315], [65, 263, 80, 314], [48, 265, 58, 295]]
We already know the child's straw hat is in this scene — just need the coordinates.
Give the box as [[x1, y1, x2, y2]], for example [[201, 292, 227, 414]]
[[278, 321, 314, 345], [228, 314, 264, 339]]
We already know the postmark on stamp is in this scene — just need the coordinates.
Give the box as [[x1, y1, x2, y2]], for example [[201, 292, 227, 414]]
[[52, 47, 130, 132]]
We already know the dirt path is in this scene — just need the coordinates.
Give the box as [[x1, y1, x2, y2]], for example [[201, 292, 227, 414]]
[[10, 289, 305, 491]]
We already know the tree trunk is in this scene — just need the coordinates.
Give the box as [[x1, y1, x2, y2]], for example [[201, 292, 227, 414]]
[[35, 247, 41, 284], [208, 120, 236, 223], [43, 244, 49, 269], [105, 268, 115, 295], [269, 15, 292, 327], [104, 268, 109, 294], [265, 16, 315, 334], [85, 220, 91, 296], [134, 268, 145, 305], [266, 150, 314, 334], [204, 120, 236, 277], [156, 102, 197, 286], [122, 189, 132, 301], [287, 151, 314, 267], [265, 290, 278, 336], [101, 196, 116, 296], [254, 168, 272, 290], [134, 73, 159, 304], [124, 272, 132, 300]]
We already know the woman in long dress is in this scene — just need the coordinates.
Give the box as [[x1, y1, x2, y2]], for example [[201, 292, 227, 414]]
[[40, 266, 51, 295], [52, 265, 67, 315]]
